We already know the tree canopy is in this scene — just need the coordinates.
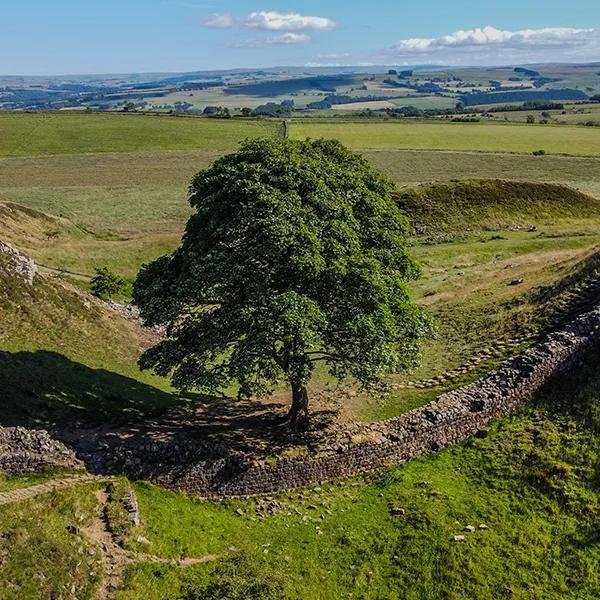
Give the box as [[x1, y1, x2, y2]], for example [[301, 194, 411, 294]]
[[133, 138, 430, 429]]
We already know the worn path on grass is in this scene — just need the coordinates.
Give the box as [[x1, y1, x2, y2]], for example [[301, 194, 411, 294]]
[[0, 475, 222, 599], [0, 473, 101, 505]]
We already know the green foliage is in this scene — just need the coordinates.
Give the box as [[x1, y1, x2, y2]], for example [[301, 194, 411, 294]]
[[90, 266, 126, 300], [134, 138, 430, 421]]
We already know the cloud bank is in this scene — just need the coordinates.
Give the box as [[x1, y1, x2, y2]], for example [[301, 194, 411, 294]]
[[234, 33, 312, 48], [243, 11, 335, 32], [385, 25, 600, 64]]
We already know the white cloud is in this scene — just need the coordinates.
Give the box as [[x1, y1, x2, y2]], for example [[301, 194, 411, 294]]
[[385, 25, 600, 64], [202, 11, 335, 32], [234, 33, 312, 48], [202, 13, 236, 28], [243, 11, 335, 32]]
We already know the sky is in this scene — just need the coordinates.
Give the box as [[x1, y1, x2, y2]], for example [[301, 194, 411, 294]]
[[1, 0, 600, 75]]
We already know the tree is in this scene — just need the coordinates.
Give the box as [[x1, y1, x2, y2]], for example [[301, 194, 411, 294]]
[[90, 267, 126, 300], [526, 114, 536, 124], [133, 139, 431, 430]]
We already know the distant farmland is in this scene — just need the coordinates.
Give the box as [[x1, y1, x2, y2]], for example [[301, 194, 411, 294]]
[[290, 120, 600, 156]]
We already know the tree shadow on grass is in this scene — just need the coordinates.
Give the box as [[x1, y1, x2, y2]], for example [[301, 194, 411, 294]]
[[0, 349, 338, 468], [0, 350, 179, 429]]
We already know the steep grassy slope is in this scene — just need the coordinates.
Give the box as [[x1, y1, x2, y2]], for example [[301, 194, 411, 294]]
[[0, 246, 180, 428]]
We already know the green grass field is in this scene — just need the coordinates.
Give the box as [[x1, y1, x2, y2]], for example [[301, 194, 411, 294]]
[[0, 113, 281, 157], [362, 149, 600, 198], [290, 120, 600, 156], [2, 349, 599, 599], [3, 176, 599, 427]]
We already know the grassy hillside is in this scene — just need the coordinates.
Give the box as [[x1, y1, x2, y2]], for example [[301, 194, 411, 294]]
[[0, 113, 599, 598], [2, 175, 599, 426], [0, 113, 282, 157], [0, 481, 103, 599], [397, 180, 600, 234], [0, 247, 180, 428], [290, 120, 600, 156], [2, 347, 598, 600]]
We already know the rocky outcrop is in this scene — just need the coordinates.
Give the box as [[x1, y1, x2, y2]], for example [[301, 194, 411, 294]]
[[0, 240, 37, 285], [0, 427, 82, 474]]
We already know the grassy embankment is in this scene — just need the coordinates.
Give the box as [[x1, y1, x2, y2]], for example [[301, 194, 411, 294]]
[[0, 246, 180, 427]]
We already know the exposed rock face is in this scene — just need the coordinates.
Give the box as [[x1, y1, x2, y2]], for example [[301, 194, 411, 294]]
[[0, 427, 82, 473], [102, 303, 600, 498], [0, 240, 37, 285]]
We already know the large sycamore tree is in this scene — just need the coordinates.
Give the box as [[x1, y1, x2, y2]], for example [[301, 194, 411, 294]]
[[134, 138, 430, 430]]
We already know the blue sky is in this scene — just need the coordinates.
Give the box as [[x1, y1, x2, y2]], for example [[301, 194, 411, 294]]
[[2, 0, 599, 75]]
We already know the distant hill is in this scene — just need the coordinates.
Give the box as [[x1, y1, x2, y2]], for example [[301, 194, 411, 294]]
[[397, 180, 600, 233], [461, 89, 588, 106]]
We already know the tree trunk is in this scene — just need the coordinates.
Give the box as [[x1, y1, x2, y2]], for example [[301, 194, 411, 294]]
[[286, 381, 309, 431]]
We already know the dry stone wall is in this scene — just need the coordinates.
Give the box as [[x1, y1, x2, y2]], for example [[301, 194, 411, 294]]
[[109, 304, 600, 498], [0, 427, 82, 474], [1, 296, 598, 498]]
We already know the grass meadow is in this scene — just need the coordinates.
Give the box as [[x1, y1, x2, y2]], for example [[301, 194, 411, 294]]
[[0, 112, 282, 156], [1, 112, 600, 598], [2, 113, 600, 423]]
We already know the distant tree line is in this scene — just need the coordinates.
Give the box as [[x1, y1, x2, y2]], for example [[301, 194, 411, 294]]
[[306, 94, 393, 110], [461, 89, 588, 106]]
